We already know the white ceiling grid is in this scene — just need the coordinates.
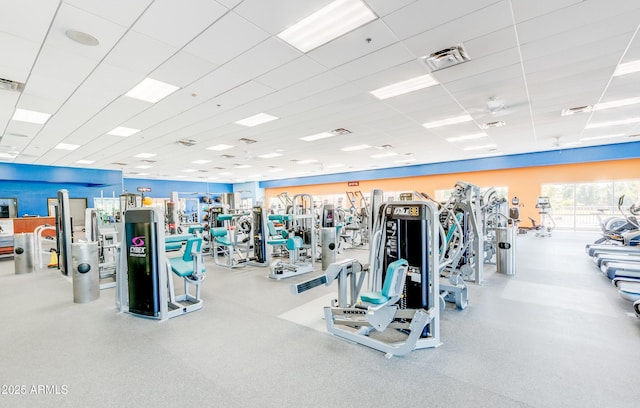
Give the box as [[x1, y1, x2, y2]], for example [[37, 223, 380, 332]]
[[1, 0, 639, 182]]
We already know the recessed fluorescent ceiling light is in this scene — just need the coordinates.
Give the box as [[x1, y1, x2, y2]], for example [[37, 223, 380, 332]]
[[370, 74, 439, 100], [76, 159, 94, 164], [300, 132, 334, 142], [371, 152, 398, 159], [268, 168, 284, 172], [580, 134, 626, 141], [258, 152, 283, 159], [0, 152, 17, 159], [192, 159, 211, 164], [475, 152, 503, 158], [134, 153, 156, 158], [107, 126, 140, 137], [235, 164, 251, 169], [12, 108, 51, 124], [594, 97, 640, 111], [585, 117, 640, 129], [613, 60, 640, 77], [55, 143, 80, 151], [325, 163, 345, 168], [207, 144, 234, 151], [445, 133, 487, 143], [463, 144, 497, 151], [297, 159, 318, 164], [182, 169, 197, 172], [125, 78, 179, 103], [394, 158, 416, 163], [235, 113, 278, 127], [176, 175, 187, 178], [277, 0, 377, 53], [341, 144, 370, 151], [219, 172, 233, 175], [135, 165, 152, 169], [423, 114, 473, 129]]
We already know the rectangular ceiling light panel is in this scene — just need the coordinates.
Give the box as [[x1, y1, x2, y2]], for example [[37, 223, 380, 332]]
[[235, 113, 278, 127], [341, 144, 370, 151], [207, 144, 234, 151], [370, 74, 439, 100], [594, 97, 640, 111], [423, 114, 473, 129], [258, 153, 283, 159], [125, 78, 180, 103], [445, 133, 487, 143], [585, 117, 640, 129], [108, 126, 140, 137], [300, 132, 334, 141], [134, 153, 156, 158], [55, 143, 80, 151], [76, 159, 95, 164], [277, 0, 377, 53], [613, 60, 640, 77], [12, 108, 51, 124]]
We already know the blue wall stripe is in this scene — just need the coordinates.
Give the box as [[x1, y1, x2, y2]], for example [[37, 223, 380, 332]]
[[0, 162, 121, 186], [259, 141, 640, 189], [123, 178, 233, 198]]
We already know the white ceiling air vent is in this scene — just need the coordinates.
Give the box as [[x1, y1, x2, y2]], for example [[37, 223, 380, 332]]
[[220, 154, 234, 159], [238, 138, 258, 144], [0, 78, 24, 92], [422, 44, 470, 72], [561, 105, 592, 116], [331, 128, 351, 135], [481, 120, 506, 129], [177, 139, 197, 146]]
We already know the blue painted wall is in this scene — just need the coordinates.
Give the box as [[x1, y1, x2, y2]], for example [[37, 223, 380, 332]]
[[123, 178, 232, 199], [0, 163, 234, 217], [260, 141, 640, 189], [0, 163, 123, 217]]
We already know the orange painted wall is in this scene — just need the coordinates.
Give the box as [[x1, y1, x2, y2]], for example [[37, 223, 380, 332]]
[[265, 158, 640, 224]]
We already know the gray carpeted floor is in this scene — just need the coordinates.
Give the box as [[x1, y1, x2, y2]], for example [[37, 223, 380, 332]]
[[0, 231, 638, 407]]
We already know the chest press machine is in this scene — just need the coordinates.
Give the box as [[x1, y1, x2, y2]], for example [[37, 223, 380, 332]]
[[116, 208, 205, 321]]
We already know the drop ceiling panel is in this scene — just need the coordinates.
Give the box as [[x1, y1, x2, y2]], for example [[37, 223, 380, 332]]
[[0, 0, 59, 42], [0, 33, 42, 83], [64, 0, 153, 27], [184, 11, 270, 65], [103, 30, 178, 76], [365, 0, 419, 17], [516, 1, 640, 44], [511, 0, 585, 23], [306, 20, 399, 69], [256, 56, 327, 90], [222, 37, 301, 83], [0, 133, 30, 148], [330, 43, 415, 83], [383, 0, 504, 41], [132, 0, 227, 48], [149, 51, 218, 88], [432, 48, 522, 85]]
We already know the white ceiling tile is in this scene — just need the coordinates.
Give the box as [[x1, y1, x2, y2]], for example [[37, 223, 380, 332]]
[[223, 37, 301, 82], [150, 51, 217, 88], [132, 0, 227, 48], [384, 0, 504, 40], [330, 43, 415, 82], [0, 33, 41, 83], [307, 19, 400, 69], [103, 30, 178, 76], [511, 0, 584, 23], [64, 0, 153, 27], [0, 0, 59, 42], [184, 11, 270, 65], [256, 56, 327, 90], [364, 0, 419, 17]]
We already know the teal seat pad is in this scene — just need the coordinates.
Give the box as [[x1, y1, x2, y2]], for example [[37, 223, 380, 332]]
[[359, 292, 388, 304], [169, 258, 206, 277]]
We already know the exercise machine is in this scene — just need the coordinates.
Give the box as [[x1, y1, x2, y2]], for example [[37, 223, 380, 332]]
[[116, 207, 204, 320], [85, 208, 120, 289], [210, 213, 251, 268], [439, 181, 484, 285], [322, 201, 441, 357], [532, 196, 555, 237], [270, 194, 317, 279]]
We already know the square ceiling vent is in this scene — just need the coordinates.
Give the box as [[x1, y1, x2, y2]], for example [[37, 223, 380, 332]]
[[422, 44, 470, 72]]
